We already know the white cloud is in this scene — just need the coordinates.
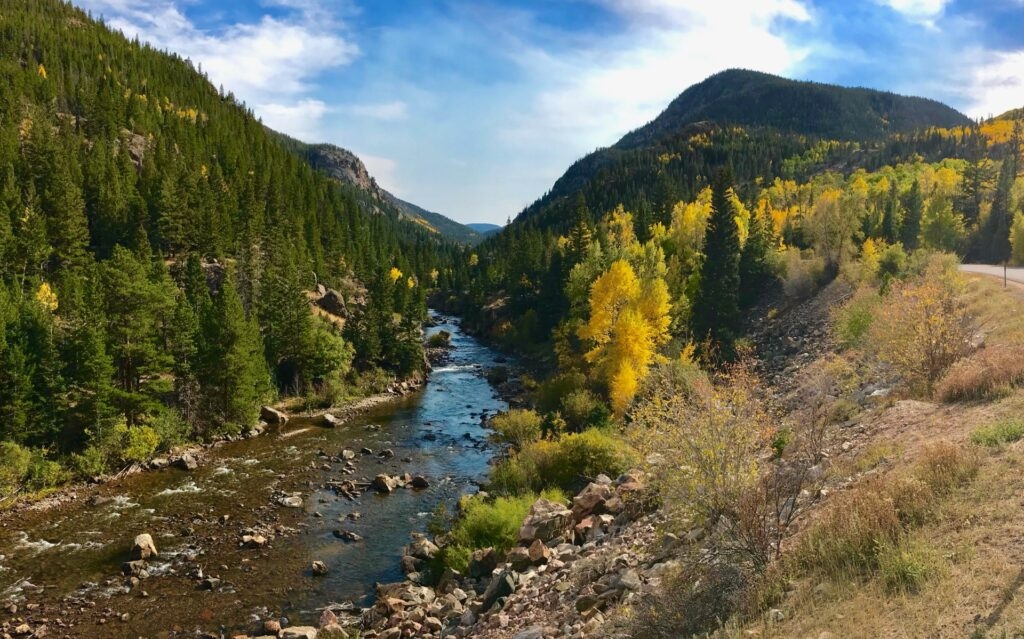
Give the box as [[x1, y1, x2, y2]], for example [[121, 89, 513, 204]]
[[256, 99, 331, 141], [875, 0, 950, 25], [72, 0, 357, 139], [503, 0, 812, 151], [965, 49, 1024, 119], [349, 100, 408, 121]]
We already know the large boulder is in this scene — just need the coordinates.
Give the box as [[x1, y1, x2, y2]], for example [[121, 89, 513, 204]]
[[130, 533, 158, 560], [572, 482, 613, 522], [260, 406, 289, 425], [281, 627, 318, 639], [518, 498, 573, 545], [322, 413, 343, 428], [174, 453, 198, 471], [478, 569, 516, 613], [468, 547, 498, 579], [317, 289, 348, 317]]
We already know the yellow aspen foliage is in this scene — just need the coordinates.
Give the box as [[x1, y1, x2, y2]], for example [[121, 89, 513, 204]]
[[406, 276, 416, 289], [860, 237, 879, 279], [388, 266, 403, 284], [35, 282, 58, 312], [37, 64, 47, 79], [468, 253, 479, 267], [604, 205, 636, 250], [578, 260, 671, 415], [429, 269, 439, 284], [730, 188, 750, 247]]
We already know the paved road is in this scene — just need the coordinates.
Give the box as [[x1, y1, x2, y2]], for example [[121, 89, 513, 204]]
[[960, 263, 1024, 285]]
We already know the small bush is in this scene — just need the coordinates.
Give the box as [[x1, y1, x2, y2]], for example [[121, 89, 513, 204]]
[[560, 389, 610, 432], [770, 427, 792, 459], [489, 409, 542, 450], [533, 371, 587, 414], [868, 257, 974, 395], [426, 330, 452, 348], [878, 538, 941, 594], [630, 563, 747, 639], [782, 248, 825, 300], [971, 419, 1024, 447], [833, 287, 880, 349], [124, 426, 161, 463], [26, 451, 71, 491], [488, 430, 634, 495], [936, 345, 1024, 403], [914, 442, 979, 495], [0, 441, 31, 498], [442, 488, 566, 571], [796, 484, 903, 578]]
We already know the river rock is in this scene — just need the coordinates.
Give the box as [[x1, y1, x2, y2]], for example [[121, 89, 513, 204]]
[[242, 534, 267, 548], [405, 534, 439, 560], [341, 448, 357, 460], [410, 475, 429, 489], [175, 453, 198, 471], [468, 547, 498, 578], [278, 494, 304, 508], [333, 530, 362, 542], [131, 533, 158, 560], [312, 560, 329, 576], [479, 569, 516, 612], [379, 448, 395, 459], [260, 405, 289, 425], [281, 627, 318, 639], [372, 474, 397, 494], [263, 619, 282, 634], [518, 498, 573, 544], [323, 413, 342, 428]]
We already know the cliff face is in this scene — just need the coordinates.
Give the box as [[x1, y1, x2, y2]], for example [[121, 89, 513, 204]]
[[297, 142, 486, 244]]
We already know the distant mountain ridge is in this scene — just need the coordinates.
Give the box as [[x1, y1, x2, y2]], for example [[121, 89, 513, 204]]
[[616, 69, 972, 149], [504, 68, 974, 231], [275, 136, 484, 245], [466, 223, 502, 235]]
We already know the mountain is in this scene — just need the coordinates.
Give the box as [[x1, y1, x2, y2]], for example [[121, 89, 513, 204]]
[[504, 69, 975, 233], [0, 0, 451, 480], [467, 223, 502, 235], [277, 137, 484, 244], [616, 69, 972, 148]]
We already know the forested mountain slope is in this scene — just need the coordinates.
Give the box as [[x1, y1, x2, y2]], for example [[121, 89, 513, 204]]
[[0, 0, 451, 492]]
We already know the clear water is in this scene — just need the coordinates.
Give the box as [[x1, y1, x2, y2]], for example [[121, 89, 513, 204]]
[[0, 313, 506, 636]]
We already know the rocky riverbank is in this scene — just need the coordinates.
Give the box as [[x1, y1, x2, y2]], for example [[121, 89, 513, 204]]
[[185, 471, 658, 639]]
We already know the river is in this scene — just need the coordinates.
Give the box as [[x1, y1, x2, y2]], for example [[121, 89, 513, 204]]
[[0, 313, 507, 637]]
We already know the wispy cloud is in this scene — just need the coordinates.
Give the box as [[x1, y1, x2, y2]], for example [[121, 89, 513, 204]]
[[875, 0, 951, 25]]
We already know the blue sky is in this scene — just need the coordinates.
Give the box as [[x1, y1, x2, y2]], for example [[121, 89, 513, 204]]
[[72, 0, 1024, 225]]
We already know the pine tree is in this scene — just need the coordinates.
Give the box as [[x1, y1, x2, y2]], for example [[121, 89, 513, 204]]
[[900, 180, 924, 250], [198, 269, 269, 433], [691, 168, 742, 361], [983, 153, 1016, 263], [738, 202, 774, 307]]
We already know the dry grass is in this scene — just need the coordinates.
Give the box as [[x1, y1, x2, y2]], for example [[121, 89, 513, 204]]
[[936, 345, 1024, 403]]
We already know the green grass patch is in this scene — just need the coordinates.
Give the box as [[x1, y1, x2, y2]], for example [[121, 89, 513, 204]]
[[970, 419, 1024, 448]]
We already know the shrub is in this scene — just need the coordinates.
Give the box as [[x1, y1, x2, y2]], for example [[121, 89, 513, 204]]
[[868, 257, 974, 395], [935, 345, 1024, 403], [486, 366, 509, 384], [426, 330, 452, 348], [0, 441, 31, 498], [971, 419, 1024, 447], [123, 425, 161, 462], [489, 409, 542, 450], [488, 430, 634, 496], [795, 483, 903, 578], [630, 563, 747, 639], [833, 287, 880, 349], [26, 451, 71, 491], [631, 368, 766, 529], [782, 248, 824, 299], [560, 389, 610, 432], [533, 371, 587, 414], [914, 441, 979, 495], [551, 429, 634, 489], [442, 488, 566, 571], [878, 538, 941, 594]]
